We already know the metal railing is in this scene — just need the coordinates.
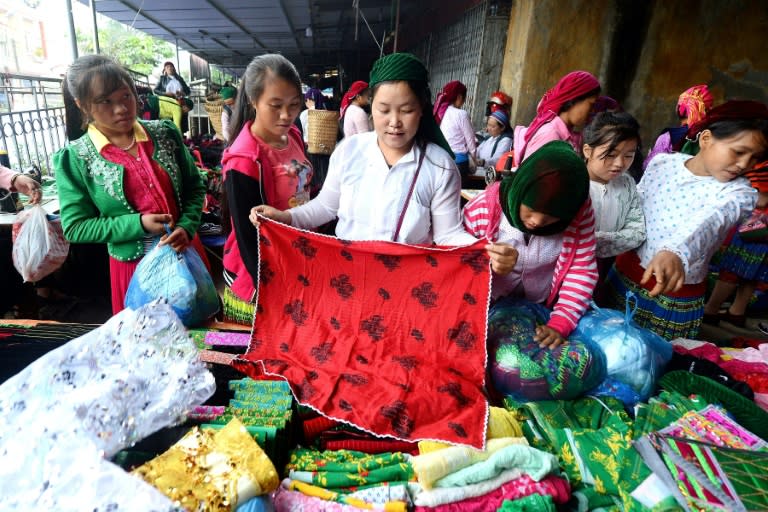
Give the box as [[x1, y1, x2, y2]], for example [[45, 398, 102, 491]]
[[0, 73, 67, 174], [0, 70, 214, 174]]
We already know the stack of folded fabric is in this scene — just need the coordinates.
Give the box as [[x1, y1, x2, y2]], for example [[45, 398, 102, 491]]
[[301, 411, 419, 455], [275, 447, 414, 510], [408, 437, 568, 511], [191, 378, 294, 470]]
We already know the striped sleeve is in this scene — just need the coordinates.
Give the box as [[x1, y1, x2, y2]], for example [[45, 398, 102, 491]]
[[462, 183, 500, 240], [546, 202, 598, 337]]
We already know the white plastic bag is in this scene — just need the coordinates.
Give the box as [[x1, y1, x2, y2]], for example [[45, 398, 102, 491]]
[[12, 205, 69, 282]]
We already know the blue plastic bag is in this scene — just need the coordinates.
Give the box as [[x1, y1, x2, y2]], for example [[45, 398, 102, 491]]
[[125, 238, 219, 327], [573, 292, 673, 400]]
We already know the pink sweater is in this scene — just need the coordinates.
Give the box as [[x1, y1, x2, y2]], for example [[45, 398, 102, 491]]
[[513, 116, 581, 167], [463, 182, 598, 336]]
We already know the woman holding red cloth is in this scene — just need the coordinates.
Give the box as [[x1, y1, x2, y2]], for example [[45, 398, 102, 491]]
[[513, 71, 601, 166]]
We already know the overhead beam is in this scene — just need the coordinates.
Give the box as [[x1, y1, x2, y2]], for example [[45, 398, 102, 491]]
[[205, 0, 268, 50], [115, 0, 196, 50], [276, 0, 303, 54]]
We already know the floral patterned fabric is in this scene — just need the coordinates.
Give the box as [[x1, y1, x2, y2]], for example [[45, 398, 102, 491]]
[[233, 218, 492, 448]]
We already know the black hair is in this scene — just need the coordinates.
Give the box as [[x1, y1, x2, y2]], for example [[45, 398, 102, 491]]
[[708, 118, 768, 142], [226, 54, 302, 148], [370, 79, 432, 154], [558, 86, 602, 114], [583, 111, 641, 159], [675, 117, 768, 152], [62, 54, 138, 140]]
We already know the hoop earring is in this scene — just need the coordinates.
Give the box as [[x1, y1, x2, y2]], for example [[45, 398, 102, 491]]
[[685, 131, 702, 143]]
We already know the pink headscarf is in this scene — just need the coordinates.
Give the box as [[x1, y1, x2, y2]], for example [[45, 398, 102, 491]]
[[433, 80, 467, 124], [340, 80, 368, 118], [519, 71, 600, 161], [677, 84, 714, 125]]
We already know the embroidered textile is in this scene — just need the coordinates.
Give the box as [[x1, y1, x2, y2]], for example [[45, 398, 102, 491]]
[[0, 303, 215, 509], [233, 218, 492, 448], [133, 418, 280, 510]]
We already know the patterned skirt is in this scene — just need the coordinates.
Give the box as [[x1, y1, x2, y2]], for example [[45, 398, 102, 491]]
[[716, 230, 768, 282], [222, 286, 255, 325], [603, 252, 705, 341], [488, 298, 606, 401]]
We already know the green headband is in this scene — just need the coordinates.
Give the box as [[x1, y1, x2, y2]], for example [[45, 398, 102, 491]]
[[369, 53, 453, 158]]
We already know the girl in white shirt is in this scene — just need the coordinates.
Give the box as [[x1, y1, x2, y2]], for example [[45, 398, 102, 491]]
[[583, 111, 646, 293], [252, 52, 516, 274], [603, 101, 768, 340]]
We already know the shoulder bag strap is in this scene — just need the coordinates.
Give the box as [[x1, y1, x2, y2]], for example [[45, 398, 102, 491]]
[[392, 145, 427, 242]]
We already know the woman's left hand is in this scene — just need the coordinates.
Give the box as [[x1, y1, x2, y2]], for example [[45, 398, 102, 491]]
[[486, 242, 518, 275], [159, 226, 191, 252], [13, 175, 42, 204], [533, 325, 565, 349]]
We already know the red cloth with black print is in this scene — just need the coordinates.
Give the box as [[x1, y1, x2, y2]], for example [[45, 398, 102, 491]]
[[232, 218, 492, 448]]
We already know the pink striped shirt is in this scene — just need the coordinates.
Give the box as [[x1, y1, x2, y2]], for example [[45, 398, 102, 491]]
[[463, 182, 598, 336]]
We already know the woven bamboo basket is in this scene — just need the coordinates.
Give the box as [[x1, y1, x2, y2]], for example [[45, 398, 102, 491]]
[[307, 109, 339, 155], [204, 99, 224, 138]]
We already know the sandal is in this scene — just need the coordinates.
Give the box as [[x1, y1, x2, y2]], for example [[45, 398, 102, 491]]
[[723, 311, 747, 328]]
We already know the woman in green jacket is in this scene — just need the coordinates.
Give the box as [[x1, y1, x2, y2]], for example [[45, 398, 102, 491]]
[[54, 55, 207, 314]]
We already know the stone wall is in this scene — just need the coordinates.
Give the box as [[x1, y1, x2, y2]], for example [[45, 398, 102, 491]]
[[499, 0, 768, 151]]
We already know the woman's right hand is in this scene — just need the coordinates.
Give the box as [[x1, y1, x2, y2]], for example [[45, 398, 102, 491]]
[[250, 205, 292, 227], [141, 213, 173, 235]]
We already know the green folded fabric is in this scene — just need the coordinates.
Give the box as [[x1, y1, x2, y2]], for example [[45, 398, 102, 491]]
[[434, 444, 558, 488], [498, 494, 556, 511]]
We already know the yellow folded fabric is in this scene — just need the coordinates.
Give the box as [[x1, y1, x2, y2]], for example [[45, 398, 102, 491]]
[[133, 418, 279, 510], [487, 406, 523, 439], [411, 437, 528, 489]]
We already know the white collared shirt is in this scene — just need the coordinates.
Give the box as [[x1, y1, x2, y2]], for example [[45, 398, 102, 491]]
[[289, 131, 477, 245]]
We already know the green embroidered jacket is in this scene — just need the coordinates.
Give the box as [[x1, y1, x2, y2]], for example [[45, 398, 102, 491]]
[[53, 120, 206, 261]]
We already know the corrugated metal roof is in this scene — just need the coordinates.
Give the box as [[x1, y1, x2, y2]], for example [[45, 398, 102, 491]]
[[79, 0, 428, 76]]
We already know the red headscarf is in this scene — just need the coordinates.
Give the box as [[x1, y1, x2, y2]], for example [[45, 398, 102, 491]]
[[686, 99, 768, 139], [519, 71, 600, 160], [677, 84, 713, 125], [340, 80, 368, 118], [433, 80, 467, 124]]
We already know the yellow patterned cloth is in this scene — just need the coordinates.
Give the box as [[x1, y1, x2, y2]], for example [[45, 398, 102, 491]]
[[411, 437, 528, 489], [133, 418, 279, 510]]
